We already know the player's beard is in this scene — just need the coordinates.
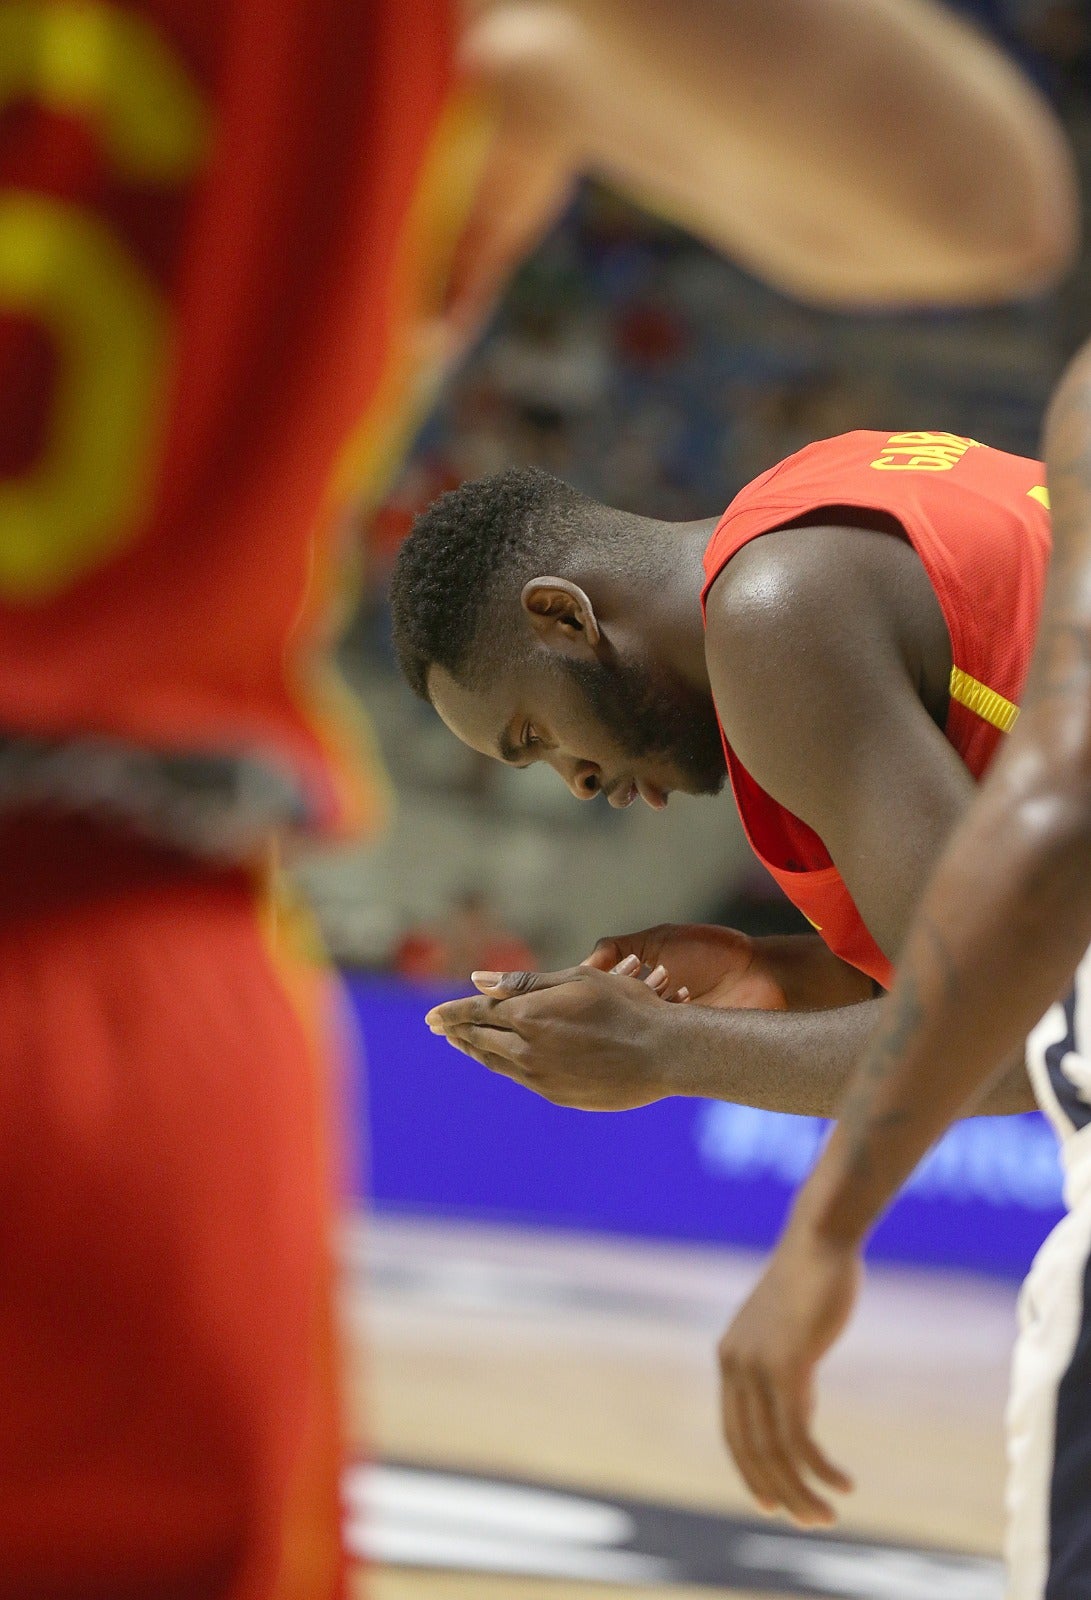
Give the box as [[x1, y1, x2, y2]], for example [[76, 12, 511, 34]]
[[561, 652, 727, 796]]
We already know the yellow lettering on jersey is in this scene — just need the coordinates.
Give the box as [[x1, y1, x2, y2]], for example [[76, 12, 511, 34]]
[[0, 198, 163, 599], [0, 2, 207, 181], [0, 3, 208, 602], [871, 431, 983, 472], [1028, 485, 1051, 510]]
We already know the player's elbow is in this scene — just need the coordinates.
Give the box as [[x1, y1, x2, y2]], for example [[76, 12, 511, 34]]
[[952, 124, 1079, 301], [855, 119, 1080, 309], [760, 192, 1077, 313], [995, 170, 1079, 299], [990, 221, 1076, 303]]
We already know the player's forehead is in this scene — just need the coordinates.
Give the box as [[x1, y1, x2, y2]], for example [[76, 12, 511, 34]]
[[428, 663, 519, 760]]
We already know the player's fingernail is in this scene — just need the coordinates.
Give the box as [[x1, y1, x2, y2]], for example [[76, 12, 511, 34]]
[[424, 1011, 438, 1027], [472, 971, 500, 987], [676, 987, 691, 1002], [613, 954, 640, 975], [646, 964, 667, 987]]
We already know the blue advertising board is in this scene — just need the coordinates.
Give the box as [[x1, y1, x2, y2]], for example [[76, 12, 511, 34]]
[[346, 973, 1065, 1280]]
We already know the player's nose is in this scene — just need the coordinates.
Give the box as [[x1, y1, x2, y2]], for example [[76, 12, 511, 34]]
[[556, 758, 601, 801]]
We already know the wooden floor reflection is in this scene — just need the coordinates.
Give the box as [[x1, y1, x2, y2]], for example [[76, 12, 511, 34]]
[[345, 1216, 1018, 1599]]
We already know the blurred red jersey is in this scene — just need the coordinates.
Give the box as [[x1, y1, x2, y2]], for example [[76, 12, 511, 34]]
[[702, 430, 1051, 988], [0, 0, 483, 852]]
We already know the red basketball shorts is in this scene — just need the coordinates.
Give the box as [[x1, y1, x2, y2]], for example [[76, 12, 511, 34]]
[[0, 813, 348, 1600]]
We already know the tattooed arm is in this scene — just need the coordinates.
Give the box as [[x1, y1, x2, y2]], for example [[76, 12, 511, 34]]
[[714, 337, 1091, 1528]]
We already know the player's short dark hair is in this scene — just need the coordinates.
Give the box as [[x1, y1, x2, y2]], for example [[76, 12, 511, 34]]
[[390, 466, 584, 701]]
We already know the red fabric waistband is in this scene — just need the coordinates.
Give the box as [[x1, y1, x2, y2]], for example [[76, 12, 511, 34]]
[[0, 810, 249, 919]]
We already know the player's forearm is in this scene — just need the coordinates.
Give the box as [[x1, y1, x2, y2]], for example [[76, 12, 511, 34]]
[[750, 934, 875, 1011], [665, 996, 877, 1116], [466, 0, 1076, 308], [662, 994, 1029, 1119]]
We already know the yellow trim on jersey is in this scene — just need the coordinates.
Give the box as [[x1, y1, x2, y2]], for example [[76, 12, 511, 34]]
[[949, 667, 1019, 734], [1028, 485, 1051, 510], [328, 86, 497, 513]]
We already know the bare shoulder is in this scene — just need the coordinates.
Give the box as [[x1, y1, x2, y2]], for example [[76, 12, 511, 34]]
[[704, 521, 915, 678], [703, 519, 946, 769]]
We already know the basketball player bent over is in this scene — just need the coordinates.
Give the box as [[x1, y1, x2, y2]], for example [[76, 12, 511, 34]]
[[412, 432, 1049, 1123]]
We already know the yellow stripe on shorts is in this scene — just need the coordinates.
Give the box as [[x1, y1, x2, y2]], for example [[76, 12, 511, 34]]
[[949, 666, 1019, 734]]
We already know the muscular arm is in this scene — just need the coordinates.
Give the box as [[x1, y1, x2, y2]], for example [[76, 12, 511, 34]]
[[707, 521, 971, 965], [459, 0, 1075, 323], [783, 341, 1091, 1250], [430, 956, 1034, 1117], [656, 994, 1033, 1117], [694, 522, 1035, 1117]]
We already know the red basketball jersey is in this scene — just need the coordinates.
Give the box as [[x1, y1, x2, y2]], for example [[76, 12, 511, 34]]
[[0, 0, 485, 849], [701, 430, 1051, 987]]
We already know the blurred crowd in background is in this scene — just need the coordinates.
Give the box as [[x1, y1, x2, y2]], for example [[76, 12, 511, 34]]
[[299, 0, 1091, 980]]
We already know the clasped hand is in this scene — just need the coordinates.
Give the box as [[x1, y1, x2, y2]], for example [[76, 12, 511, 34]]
[[425, 958, 673, 1111], [424, 922, 788, 1110]]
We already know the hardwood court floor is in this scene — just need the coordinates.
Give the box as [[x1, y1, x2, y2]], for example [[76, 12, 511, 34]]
[[344, 1215, 1020, 1599]]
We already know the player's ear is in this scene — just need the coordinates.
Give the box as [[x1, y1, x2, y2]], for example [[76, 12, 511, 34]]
[[521, 577, 600, 656]]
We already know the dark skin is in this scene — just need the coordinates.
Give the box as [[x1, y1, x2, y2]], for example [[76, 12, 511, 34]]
[[426, 505, 1034, 1119], [716, 339, 1091, 1529]]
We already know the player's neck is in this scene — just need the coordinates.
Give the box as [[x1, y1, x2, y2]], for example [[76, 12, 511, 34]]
[[624, 515, 719, 694]]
